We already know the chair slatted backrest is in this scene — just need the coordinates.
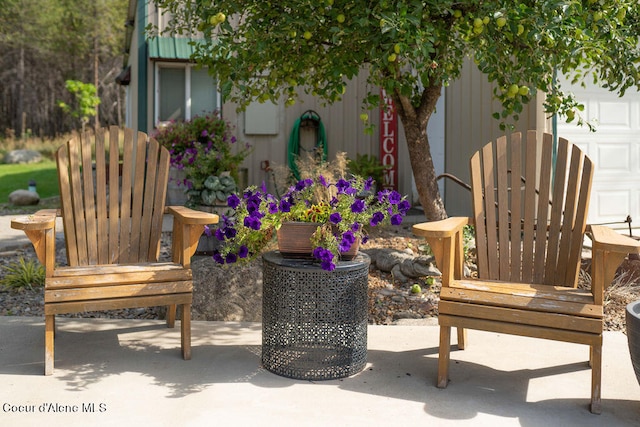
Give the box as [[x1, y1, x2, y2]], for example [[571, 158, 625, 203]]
[[470, 131, 593, 287], [56, 126, 170, 266]]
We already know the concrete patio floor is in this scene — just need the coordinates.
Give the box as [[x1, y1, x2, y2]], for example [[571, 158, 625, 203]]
[[0, 316, 639, 426]]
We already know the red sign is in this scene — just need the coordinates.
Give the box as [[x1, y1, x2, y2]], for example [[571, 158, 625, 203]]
[[380, 89, 398, 190]]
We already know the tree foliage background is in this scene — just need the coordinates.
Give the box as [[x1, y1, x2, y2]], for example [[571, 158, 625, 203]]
[[0, 0, 128, 138], [154, 0, 640, 220]]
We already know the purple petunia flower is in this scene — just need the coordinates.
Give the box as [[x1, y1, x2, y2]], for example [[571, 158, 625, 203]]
[[227, 194, 241, 209], [212, 252, 225, 264], [204, 225, 213, 237], [364, 177, 374, 191], [238, 245, 249, 258], [268, 202, 279, 214], [370, 211, 385, 226], [390, 214, 403, 226], [279, 199, 292, 212], [224, 227, 237, 239], [329, 212, 342, 224], [244, 215, 262, 230], [225, 253, 238, 264], [351, 199, 366, 214], [336, 178, 350, 194], [398, 200, 411, 213], [339, 231, 356, 252], [313, 247, 336, 271], [318, 175, 328, 187], [214, 228, 226, 241], [388, 191, 402, 204]]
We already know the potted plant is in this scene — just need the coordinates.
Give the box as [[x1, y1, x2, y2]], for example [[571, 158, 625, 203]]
[[207, 174, 410, 271], [153, 112, 252, 208]]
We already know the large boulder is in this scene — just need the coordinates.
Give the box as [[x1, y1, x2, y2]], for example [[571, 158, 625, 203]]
[[4, 149, 42, 164], [8, 189, 40, 206]]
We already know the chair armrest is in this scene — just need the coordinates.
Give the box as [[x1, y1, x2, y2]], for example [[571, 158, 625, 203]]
[[165, 206, 219, 225], [587, 224, 640, 305], [165, 206, 219, 267], [11, 209, 58, 231], [412, 217, 469, 238], [10, 209, 59, 270], [588, 224, 640, 254], [412, 217, 470, 286]]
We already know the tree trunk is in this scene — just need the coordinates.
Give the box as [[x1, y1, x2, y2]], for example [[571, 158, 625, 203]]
[[393, 84, 447, 221], [17, 46, 25, 137]]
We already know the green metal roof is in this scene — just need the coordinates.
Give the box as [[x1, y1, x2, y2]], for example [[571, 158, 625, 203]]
[[148, 37, 199, 60]]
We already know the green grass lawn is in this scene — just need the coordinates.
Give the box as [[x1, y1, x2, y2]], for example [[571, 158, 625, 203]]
[[0, 161, 59, 202]]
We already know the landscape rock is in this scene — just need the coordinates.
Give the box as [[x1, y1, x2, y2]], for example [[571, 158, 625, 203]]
[[190, 255, 263, 322], [363, 247, 439, 282], [8, 189, 40, 206], [4, 149, 42, 164]]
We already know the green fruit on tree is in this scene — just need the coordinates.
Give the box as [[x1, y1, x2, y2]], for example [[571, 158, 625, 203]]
[[518, 86, 530, 96], [359, 113, 369, 122], [394, 44, 401, 54], [617, 8, 627, 21], [594, 11, 603, 21], [216, 12, 226, 23], [303, 31, 312, 40], [285, 98, 296, 107], [566, 109, 575, 120], [517, 24, 524, 36], [473, 18, 483, 28], [453, 10, 462, 18], [289, 30, 297, 38], [507, 84, 520, 98], [496, 17, 507, 28], [482, 16, 490, 25], [326, 0, 334, 5], [337, 14, 345, 23], [388, 53, 397, 62]]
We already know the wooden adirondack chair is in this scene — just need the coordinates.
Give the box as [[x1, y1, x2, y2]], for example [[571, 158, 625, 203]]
[[11, 126, 218, 375], [413, 131, 640, 414]]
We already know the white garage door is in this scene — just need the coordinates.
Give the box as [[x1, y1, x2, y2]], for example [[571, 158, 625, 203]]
[[556, 75, 640, 231]]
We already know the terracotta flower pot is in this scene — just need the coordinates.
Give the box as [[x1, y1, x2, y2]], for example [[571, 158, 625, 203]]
[[626, 300, 640, 386], [276, 221, 360, 260]]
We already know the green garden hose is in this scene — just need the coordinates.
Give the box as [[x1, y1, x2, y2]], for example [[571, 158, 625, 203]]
[[287, 110, 327, 180]]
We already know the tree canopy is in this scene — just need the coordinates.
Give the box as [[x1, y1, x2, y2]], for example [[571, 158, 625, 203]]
[[154, 0, 640, 220]]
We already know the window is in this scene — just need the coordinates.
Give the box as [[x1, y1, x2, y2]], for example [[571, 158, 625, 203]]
[[155, 64, 220, 124]]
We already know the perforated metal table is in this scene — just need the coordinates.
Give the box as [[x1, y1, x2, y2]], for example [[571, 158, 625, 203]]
[[261, 251, 370, 380]]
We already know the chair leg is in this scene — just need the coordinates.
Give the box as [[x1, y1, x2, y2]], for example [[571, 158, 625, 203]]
[[45, 315, 55, 376], [456, 327, 467, 350], [590, 344, 602, 414], [166, 304, 177, 328], [181, 303, 191, 360], [437, 325, 451, 388]]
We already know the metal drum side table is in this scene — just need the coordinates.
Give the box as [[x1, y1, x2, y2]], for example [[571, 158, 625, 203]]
[[261, 251, 370, 380]]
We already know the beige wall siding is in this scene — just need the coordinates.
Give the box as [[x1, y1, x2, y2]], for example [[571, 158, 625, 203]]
[[444, 58, 543, 216], [224, 72, 414, 200]]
